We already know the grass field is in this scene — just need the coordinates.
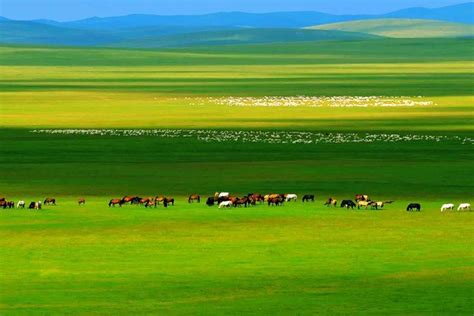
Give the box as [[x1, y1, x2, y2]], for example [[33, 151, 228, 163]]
[[309, 19, 474, 38], [0, 38, 473, 314]]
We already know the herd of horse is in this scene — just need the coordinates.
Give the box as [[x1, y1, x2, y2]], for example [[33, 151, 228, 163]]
[[0, 195, 471, 212], [0, 197, 57, 210]]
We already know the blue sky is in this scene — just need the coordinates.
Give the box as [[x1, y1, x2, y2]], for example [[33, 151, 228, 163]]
[[0, 0, 468, 21]]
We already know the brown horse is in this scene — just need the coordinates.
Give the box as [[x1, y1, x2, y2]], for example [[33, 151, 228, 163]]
[[121, 196, 139, 204], [78, 198, 86, 205], [324, 198, 337, 207], [109, 199, 123, 207], [44, 198, 56, 205], [268, 196, 284, 206], [188, 194, 201, 203], [355, 194, 369, 202], [248, 193, 264, 204], [163, 197, 175, 208], [139, 197, 153, 205], [0, 200, 6, 209], [155, 196, 165, 204], [234, 197, 250, 208], [145, 200, 156, 208], [7, 201, 14, 209]]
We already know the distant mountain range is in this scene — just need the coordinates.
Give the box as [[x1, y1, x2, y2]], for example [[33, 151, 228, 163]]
[[0, 2, 472, 48]]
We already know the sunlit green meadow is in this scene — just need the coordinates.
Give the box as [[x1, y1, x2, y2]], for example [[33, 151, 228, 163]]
[[0, 39, 473, 314]]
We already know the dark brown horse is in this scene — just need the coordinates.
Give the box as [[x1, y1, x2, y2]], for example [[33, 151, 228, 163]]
[[248, 193, 264, 204], [188, 194, 201, 203], [268, 196, 284, 206], [109, 199, 123, 207], [44, 198, 56, 205], [302, 195, 315, 203], [7, 201, 14, 209], [0, 200, 6, 209], [78, 198, 86, 205], [206, 197, 215, 206], [163, 197, 175, 208]]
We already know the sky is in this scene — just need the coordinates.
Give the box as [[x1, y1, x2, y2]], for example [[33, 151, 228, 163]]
[[0, 0, 468, 21]]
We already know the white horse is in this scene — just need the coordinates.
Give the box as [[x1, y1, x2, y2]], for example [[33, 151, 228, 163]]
[[218, 192, 230, 199], [441, 203, 455, 212], [286, 194, 297, 202], [457, 203, 471, 211], [17, 201, 25, 208], [218, 201, 233, 209]]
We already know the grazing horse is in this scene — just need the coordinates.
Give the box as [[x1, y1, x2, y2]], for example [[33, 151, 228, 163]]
[[188, 194, 201, 203], [268, 197, 284, 206], [357, 201, 370, 210], [215, 192, 230, 200], [302, 195, 315, 203], [44, 198, 56, 206], [234, 197, 250, 208], [370, 200, 393, 210], [7, 201, 14, 209], [406, 203, 421, 212], [17, 201, 25, 209], [121, 196, 139, 205], [218, 195, 232, 204], [28, 202, 36, 209], [206, 197, 215, 207], [457, 203, 471, 211], [355, 194, 369, 202], [144, 200, 156, 208], [266, 194, 284, 202], [219, 201, 233, 209], [109, 199, 123, 207], [0, 200, 6, 209], [139, 197, 153, 205], [163, 197, 175, 208], [248, 194, 264, 204], [441, 203, 455, 212], [155, 196, 165, 205], [285, 194, 298, 202], [78, 198, 86, 205], [324, 198, 337, 207], [341, 200, 356, 209]]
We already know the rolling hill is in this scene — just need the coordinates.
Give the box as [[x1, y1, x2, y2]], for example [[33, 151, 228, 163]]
[[0, 20, 119, 46], [309, 19, 474, 38], [0, 2, 472, 47], [107, 28, 380, 48]]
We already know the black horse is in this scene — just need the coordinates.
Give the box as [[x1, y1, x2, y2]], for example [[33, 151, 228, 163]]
[[407, 203, 421, 212], [302, 195, 315, 203], [206, 197, 215, 207], [341, 200, 356, 209]]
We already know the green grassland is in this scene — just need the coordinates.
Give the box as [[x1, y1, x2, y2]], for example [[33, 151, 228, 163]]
[[0, 38, 473, 314], [0, 200, 473, 314], [309, 19, 474, 38]]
